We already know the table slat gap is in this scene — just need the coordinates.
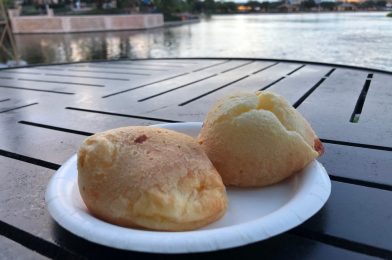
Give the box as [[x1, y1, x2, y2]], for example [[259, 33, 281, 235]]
[[291, 229, 392, 259], [0, 85, 74, 95], [0, 102, 38, 113], [108, 61, 187, 68], [65, 107, 181, 123], [251, 62, 279, 74], [68, 69, 150, 76], [260, 76, 286, 90], [0, 71, 41, 75], [101, 72, 190, 98], [138, 74, 219, 102], [321, 138, 392, 152], [84, 64, 168, 72], [0, 149, 60, 170], [18, 121, 93, 137], [0, 220, 77, 259], [220, 61, 254, 73], [32, 67, 65, 71], [287, 64, 306, 75], [260, 64, 307, 91], [17, 78, 105, 88], [178, 75, 250, 106], [193, 60, 231, 72], [44, 73, 130, 82], [329, 175, 392, 192], [349, 74, 373, 123], [293, 68, 336, 108]]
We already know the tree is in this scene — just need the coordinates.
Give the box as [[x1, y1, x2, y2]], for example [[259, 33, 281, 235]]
[[215, 1, 237, 13], [376, 0, 387, 7], [95, 0, 104, 9], [268, 1, 284, 10], [3, 0, 15, 8], [186, 0, 199, 12], [360, 0, 375, 8], [246, 1, 261, 11], [117, 0, 139, 10], [152, 0, 189, 20], [301, 0, 316, 9], [320, 1, 337, 10], [259, 1, 270, 12], [204, 0, 215, 13], [153, 0, 188, 14]]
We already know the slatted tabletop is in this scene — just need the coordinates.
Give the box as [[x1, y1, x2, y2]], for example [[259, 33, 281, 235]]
[[0, 58, 391, 259]]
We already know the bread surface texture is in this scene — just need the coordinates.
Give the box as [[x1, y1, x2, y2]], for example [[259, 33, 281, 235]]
[[78, 126, 227, 231], [198, 91, 323, 187]]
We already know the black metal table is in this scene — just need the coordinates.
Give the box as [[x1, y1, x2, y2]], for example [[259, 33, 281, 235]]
[[0, 58, 391, 259]]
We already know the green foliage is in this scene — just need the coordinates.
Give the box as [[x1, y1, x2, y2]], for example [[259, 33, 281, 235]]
[[204, 0, 215, 13], [247, 1, 261, 8], [153, 0, 190, 20], [49, 3, 72, 14], [376, 0, 387, 7], [95, 0, 103, 9], [361, 0, 375, 8], [153, 0, 188, 14], [320, 1, 337, 10], [20, 5, 42, 15], [215, 1, 237, 13], [4, 0, 15, 9], [259, 1, 270, 11], [116, 0, 139, 10], [360, 0, 386, 8], [387, 12, 392, 17], [301, 0, 316, 9], [187, 0, 202, 13], [183, 0, 216, 14], [269, 1, 284, 9]]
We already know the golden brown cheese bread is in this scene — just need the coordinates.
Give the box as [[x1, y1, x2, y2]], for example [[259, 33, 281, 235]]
[[198, 91, 324, 187], [78, 126, 227, 231]]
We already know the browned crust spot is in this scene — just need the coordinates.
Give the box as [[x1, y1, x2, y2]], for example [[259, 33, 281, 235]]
[[314, 138, 324, 156], [134, 134, 148, 144]]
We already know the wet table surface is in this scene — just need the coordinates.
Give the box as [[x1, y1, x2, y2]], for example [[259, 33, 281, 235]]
[[0, 58, 391, 259]]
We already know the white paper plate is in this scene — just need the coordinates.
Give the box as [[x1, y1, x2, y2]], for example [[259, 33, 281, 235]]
[[45, 122, 331, 253]]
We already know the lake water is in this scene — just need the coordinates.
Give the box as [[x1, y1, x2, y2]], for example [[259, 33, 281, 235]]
[[11, 12, 392, 71]]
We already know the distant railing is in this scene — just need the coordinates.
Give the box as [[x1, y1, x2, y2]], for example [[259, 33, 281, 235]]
[[8, 9, 163, 34]]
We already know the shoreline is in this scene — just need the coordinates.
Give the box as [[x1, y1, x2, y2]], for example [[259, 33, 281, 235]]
[[209, 10, 389, 15], [8, 10, 389, 34], [164, 19, 200, 27]]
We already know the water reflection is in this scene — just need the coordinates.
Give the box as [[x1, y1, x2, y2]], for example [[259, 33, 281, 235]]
[[11, 12, 392, 71], [14, 29, 179, 64]]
